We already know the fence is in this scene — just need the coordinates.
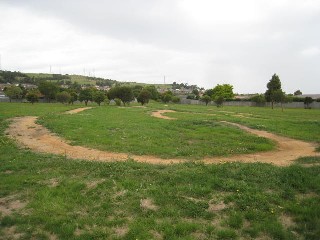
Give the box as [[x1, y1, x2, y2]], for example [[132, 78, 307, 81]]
[[180, 99, 320, 109]]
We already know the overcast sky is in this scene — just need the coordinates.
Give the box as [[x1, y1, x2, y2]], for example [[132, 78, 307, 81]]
[[1, 0, 319, 93]]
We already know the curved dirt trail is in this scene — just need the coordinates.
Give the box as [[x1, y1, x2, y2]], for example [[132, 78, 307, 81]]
[[5, 109, 319, 166]]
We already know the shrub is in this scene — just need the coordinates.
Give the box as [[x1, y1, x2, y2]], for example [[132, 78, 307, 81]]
[[214, 96, 225, 107], [172, 96, 180, 104], [56, 91, 71, 104], [114, 98, 122, 106], [137, 89, 151, 105], [304, 97, 314, 109]]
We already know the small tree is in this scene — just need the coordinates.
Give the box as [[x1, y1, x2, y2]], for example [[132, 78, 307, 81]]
[[38, 81, 59, 102], [79, 88, 93, 106], [214, 96, 225, 107], [68, 90, 78, 105], [137, 89, 151, 105], [26, 89, 40, 104], [93, 91, 105, 106], [304, 97, 313, 109], [200, 95, 211, 106], [56, 91, 71, 104], [4, 86, 23, 102]]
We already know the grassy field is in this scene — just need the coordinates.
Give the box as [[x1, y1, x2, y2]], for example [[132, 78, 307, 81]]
[[1, 102, 320, 239], [38, 105, 275, 159]]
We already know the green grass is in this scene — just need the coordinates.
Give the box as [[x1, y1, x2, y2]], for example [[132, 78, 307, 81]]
[[0, 102, 320, 239]]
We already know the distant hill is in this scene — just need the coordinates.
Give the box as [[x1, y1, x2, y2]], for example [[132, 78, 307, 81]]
[[0, 70, 201, 92]]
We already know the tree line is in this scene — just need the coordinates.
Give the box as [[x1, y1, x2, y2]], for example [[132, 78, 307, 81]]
[[3, 82, 183, 106]]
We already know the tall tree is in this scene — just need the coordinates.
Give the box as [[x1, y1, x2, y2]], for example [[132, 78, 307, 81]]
[[265, 74, 282, 109]]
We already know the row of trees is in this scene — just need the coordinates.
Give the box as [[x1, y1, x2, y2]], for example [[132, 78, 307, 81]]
[[3, 81, 183, 106]]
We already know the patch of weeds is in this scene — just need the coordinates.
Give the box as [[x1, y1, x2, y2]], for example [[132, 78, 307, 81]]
[[227, 212, 243, 229], [216, 229, 237, 239]]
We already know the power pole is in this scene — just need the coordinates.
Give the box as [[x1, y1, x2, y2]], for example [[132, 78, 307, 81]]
[[164, 75, 166, 84]]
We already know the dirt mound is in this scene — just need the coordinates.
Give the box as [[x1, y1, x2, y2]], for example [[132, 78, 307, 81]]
[[5, 109, 319, 166]]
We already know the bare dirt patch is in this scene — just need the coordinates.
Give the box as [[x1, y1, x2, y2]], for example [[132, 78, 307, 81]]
[[207, 201, 227, 212], [2, 226, 23, 240], [46, 178, 59, 187], [151, 110, 177, 120], [0, 195, 27, 216], [85, 179, 105, 189], [113, 226, 129, 237], [140, 198, 159, 211], [279, 214, 296, 229], [65, 107, 93, 114], [5, 108, 319, 166], [150, 230, 163, 240]]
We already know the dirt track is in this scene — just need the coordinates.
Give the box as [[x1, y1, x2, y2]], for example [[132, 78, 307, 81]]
[[5, 109, 319, 166]]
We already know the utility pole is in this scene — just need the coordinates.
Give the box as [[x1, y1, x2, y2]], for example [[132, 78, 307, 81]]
[[0, 54, 2, 71], [164, 75, 166, 84]]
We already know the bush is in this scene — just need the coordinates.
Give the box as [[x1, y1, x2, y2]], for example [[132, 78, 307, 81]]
[[250, 94, 266, 104], [172, 96, 180, 104], [214, 96, 225, 107], [137, 89, 151, 105], [114, 98, 122, 106], [200, 95, 211, 106], [104, 98, 110, 105], [304, 97, 314, 109], [56, 91, 71, 104]]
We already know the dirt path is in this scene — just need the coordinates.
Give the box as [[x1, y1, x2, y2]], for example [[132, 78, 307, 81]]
[[65, 107, 93, 114], [5, 109, 319, 166]]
